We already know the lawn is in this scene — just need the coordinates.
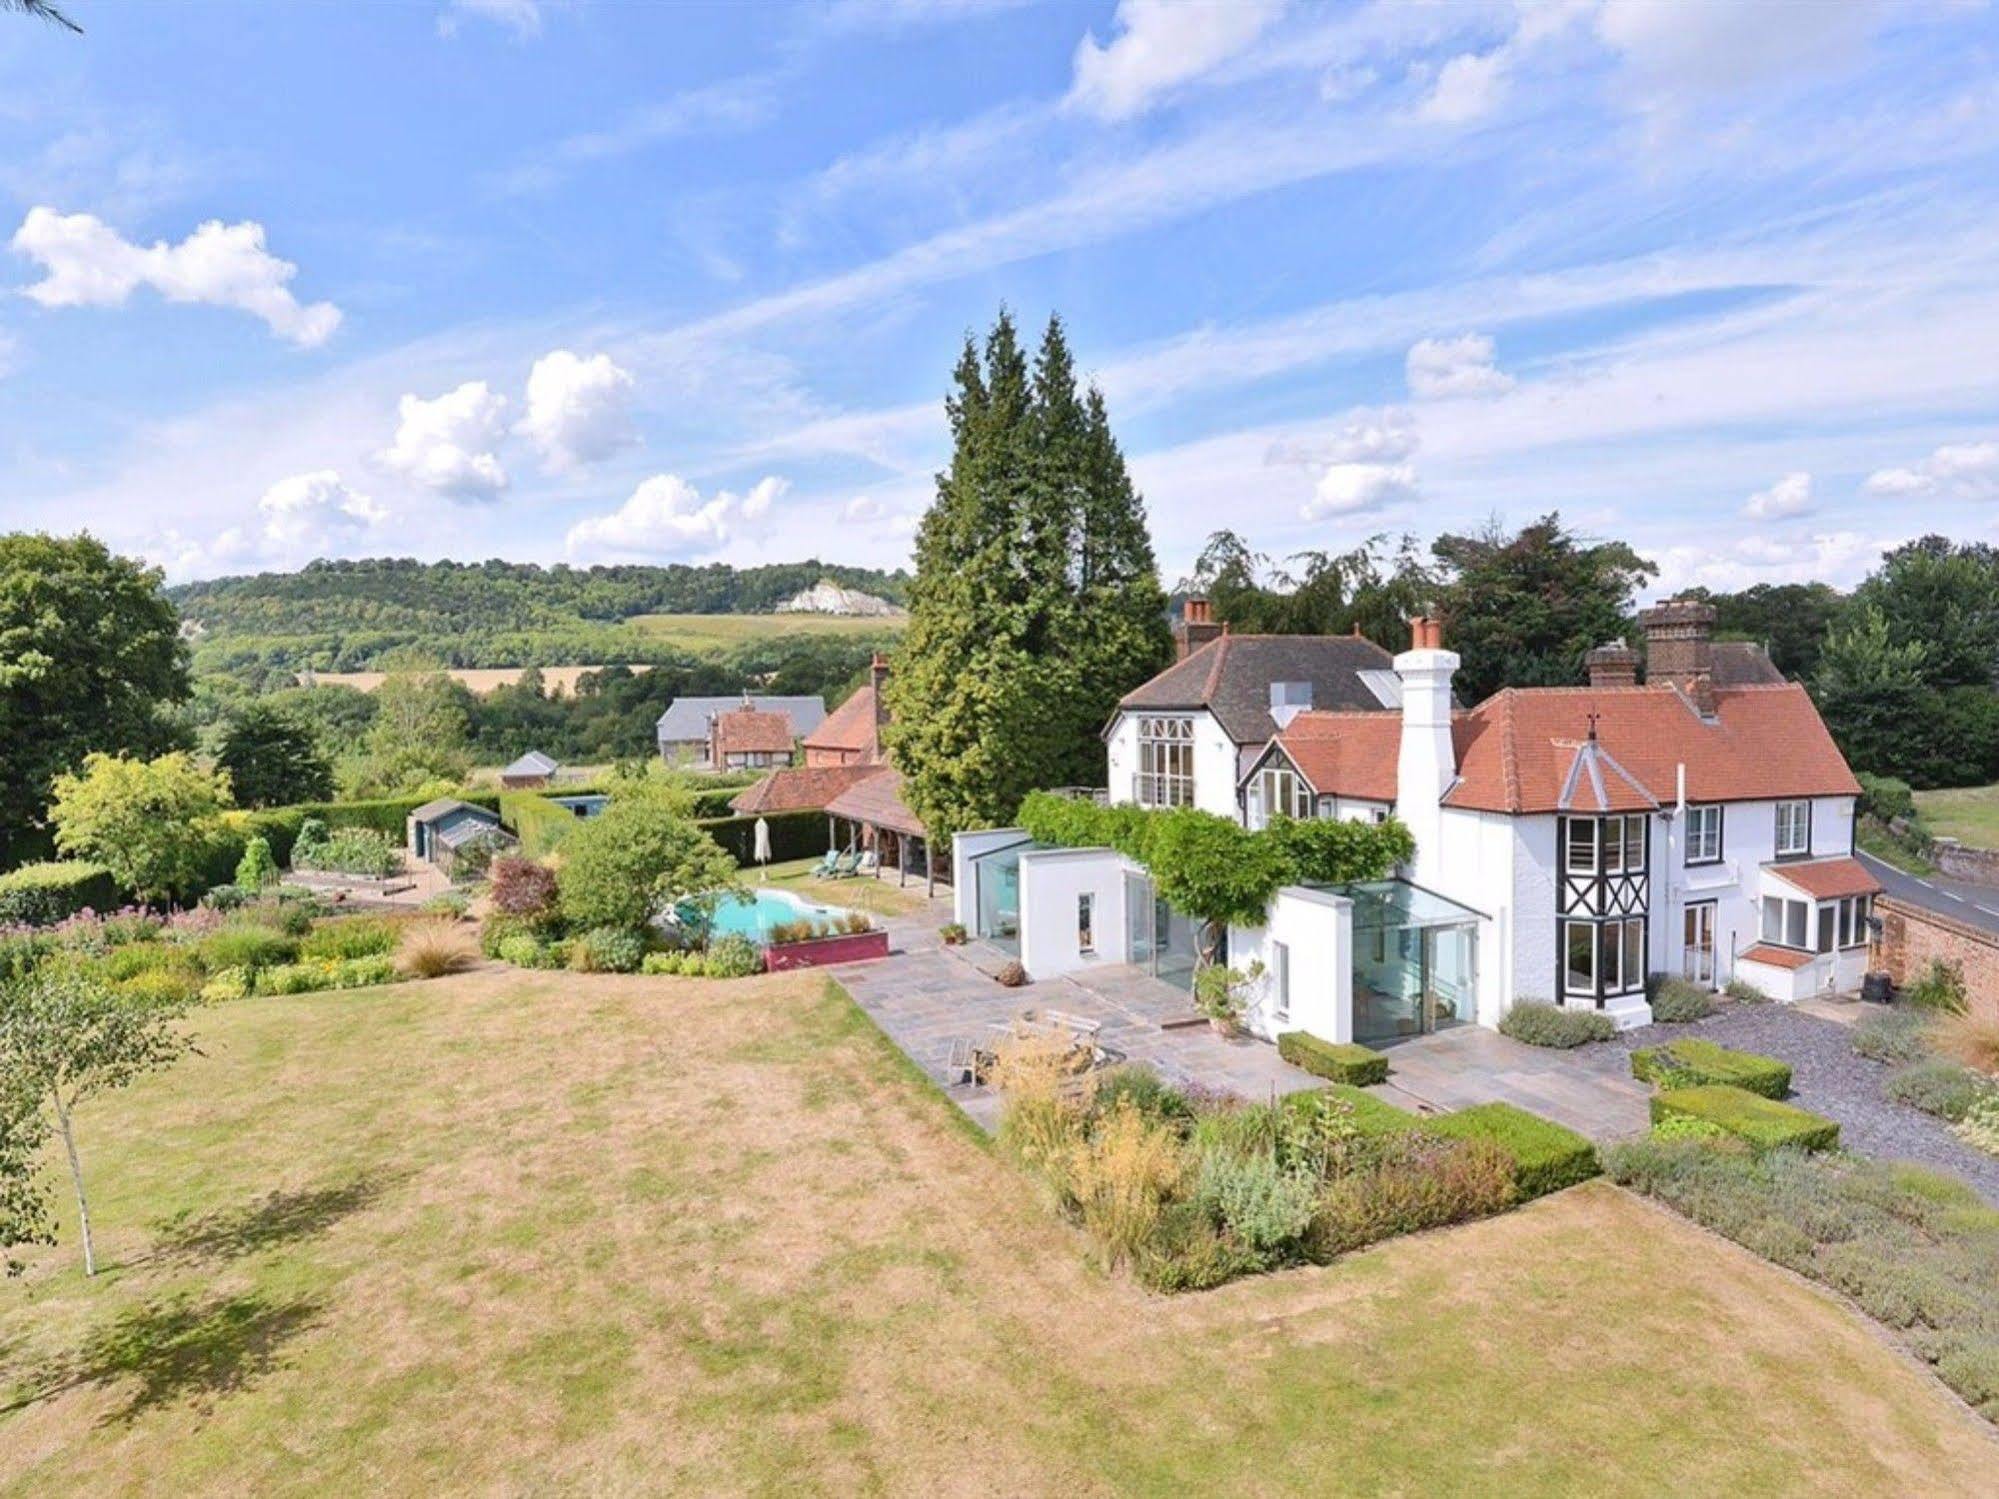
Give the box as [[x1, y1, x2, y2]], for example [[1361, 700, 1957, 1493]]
[[626, 612, 904, 654], [1915, 783, 1999, 849], [2, 970, 1993, 1496], [758, 854, 938, 919]]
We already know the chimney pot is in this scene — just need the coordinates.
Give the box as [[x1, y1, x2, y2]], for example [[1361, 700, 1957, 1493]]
[[1408, 615, 1443, 651]]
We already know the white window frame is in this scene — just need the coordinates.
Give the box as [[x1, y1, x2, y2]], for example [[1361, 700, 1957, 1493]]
[[1077, 893, 1095, 956], [1253, 765, 1311, 827], [1775, 800, 1811, 857], [1137, 716, 1195, 808], [1685, 804, 1721, 865], [1762, 893, 1810, 949], [1836, 894, 1872, 949], [1271, 940, 1290, 1022], [1566, 817, 1597, 873]]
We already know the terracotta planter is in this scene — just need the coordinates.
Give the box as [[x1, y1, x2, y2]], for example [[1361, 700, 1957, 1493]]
[[762, 929, 890, 972]]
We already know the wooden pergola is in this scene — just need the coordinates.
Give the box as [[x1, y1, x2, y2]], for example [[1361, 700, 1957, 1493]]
[[823, 768, 948, 897]]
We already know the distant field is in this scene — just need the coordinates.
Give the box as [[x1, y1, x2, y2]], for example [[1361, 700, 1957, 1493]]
[[627, 612, 904, 652], [296, 665, 651, 695], [1915, 783, 1999, 849]]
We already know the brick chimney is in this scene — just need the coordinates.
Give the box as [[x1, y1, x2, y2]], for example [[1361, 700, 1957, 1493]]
[[1174, 597, 1224, 660], [1584, 638, 1640, 689], [1640, 596, 1718, 717], [869, 652, 891, 730]]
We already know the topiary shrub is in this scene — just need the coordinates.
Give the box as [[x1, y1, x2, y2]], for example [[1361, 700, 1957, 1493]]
[[1421, 1103, 1600, 1200], [1886, 1060, 1992, 1123], [234, 835, 279, 892], [1649, 978, 1715, 1023], [569, 926, 647, 974], [0, 860, 120, 926], [1277, 1032, 1389, 1085], [1498, 1001, 1616, 1049], [1631, 1038, 1791, 1099], [1650, 1085, 1839, 1152]]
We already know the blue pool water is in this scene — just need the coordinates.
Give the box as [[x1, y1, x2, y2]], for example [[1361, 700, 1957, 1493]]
[[700, 887, 853, 943]]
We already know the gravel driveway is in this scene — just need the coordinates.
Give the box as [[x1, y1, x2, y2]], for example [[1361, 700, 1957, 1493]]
[[1616, 1004, 1999, 1206]]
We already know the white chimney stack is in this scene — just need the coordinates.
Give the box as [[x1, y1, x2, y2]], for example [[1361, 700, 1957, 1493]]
[[1395, 615, 1458, 887]]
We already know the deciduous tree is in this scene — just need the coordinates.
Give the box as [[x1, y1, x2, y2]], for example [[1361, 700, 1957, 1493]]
[[49, 751, 232, 905], [556, 782, 739, 932]]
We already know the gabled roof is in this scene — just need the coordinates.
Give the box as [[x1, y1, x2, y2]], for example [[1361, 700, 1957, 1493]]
[[802, 685, 880, 760], [1115, 633, 1400, 744], [1260, 682, 1860, 815], [729, 763, 881, 815], [824, 766, 925, 836], [1443, 683, 1860, 814], [1767, 856, 1882, 900], [655, 695, 826, 740], [501, 750, 557, 777], [712, 707, 796, 755], [408, 797, 496, 825]]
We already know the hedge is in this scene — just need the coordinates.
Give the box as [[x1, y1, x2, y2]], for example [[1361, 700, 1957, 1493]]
[[0, 860, 121, 925], [501, 791, 581, 858], [1422, 1103, 1600, 1200], [695, 810, 830, 868], [1650, 1085, 1840, 1152], [1631, 1038, 1791, 1099], [1288, 1083, 1418, 1137], [1278, 1032, 1389, 1085]]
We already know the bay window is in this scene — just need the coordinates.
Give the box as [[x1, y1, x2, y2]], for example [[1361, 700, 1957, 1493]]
[[1250, 764, 1312, 827], [1562, 915, 1646, 1001]]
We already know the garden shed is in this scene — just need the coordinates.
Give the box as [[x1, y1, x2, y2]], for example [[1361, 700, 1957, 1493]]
[[407, 798, 512, 873]]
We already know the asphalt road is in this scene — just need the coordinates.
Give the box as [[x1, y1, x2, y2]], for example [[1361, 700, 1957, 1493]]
[[1856, 849, 1999, 937]]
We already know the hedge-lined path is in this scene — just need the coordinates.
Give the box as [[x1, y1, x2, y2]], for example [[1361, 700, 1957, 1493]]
[[1615, 1005, 1999, 1205]]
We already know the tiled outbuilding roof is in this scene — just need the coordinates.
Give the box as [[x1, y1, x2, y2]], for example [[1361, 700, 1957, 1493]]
[[823, 767, 925, 836], [729, 764, 881, 815], [1116, 633, 1400, 744], [1766, 856, 1882, 900], [1738, 943, 1815, 971], [803, 685, 880, 760], [712, 708, 796, 756]]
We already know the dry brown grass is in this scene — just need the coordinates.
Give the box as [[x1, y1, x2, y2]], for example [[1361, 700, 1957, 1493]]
[[1065, 1097, 1185, 1269], [393, 918, 476, 979], [1936, 1012, 1999, 1076], [1, 969, 1994, 1496]]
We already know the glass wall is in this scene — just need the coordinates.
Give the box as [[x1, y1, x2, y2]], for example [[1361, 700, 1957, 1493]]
[[1339, 880, 1481, 1047], [970, 840, 1038, 954], [1121, 871, 1200, 992]]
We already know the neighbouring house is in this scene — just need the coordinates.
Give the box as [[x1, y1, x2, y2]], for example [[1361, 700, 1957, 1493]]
[[709, 704, 799, 771], [956, 596, 1875, 1048], [802, 654, 889, 766], [727, 653, 947, 891], [407, 798, 515, 874], [655, 694, 826, 768], [499, 750, 558, 789]]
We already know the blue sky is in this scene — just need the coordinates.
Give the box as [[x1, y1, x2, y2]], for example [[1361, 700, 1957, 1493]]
[[2, 0, 1996, 598]]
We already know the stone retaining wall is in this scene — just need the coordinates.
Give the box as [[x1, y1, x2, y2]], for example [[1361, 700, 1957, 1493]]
[[1874, 894, 1999, 1025], [1932, 838, 1999, 889]]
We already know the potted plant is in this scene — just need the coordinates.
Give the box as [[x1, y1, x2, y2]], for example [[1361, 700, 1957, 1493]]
[[1194, 959, 1264, 1038]]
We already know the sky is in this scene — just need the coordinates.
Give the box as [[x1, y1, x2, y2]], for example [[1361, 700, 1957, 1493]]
[[2, 0, 1996, 600]]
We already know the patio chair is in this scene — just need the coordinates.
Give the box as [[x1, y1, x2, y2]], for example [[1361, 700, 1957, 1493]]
[[827, 850, 862, 878], [810, 848, 841, 878], [855, 848, 879, 876]]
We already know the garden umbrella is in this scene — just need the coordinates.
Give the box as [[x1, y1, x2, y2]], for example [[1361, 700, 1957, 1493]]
[[753, 816, 771, 880]]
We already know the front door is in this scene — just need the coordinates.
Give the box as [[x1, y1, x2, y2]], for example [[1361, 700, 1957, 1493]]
[[1683, 902, 1716, 987]]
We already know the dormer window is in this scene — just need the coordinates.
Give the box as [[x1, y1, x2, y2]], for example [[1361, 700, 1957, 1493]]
[[1775, 800, 1811, 858]]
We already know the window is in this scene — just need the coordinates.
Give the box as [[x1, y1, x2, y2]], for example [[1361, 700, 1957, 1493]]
[[1762, 894, 1810, 948], [1685, 804, 1722, 865], [1563, 917, 1644, 999], [1272, 940, 1290, 1022], [1623, 815, 1645, 872], [1077, 894, 1095, 955], [1565, 922, 1595, 994], [1566, 818, 1597, 873], [1775, 800, 1811, 857], [1137, 716, 1194, 807], [1815, 903, 1835, 955], [1836, 894, 1872, 948], [1252, 765, 1311, 827]]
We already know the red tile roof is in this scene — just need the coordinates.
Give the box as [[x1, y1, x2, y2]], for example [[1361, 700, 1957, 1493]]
[[712, 707, 796, 756], [823, 766, 925, 836], [729, 764, 881, 815], [1266, 682, 1860, 816], [1766, 856, 1882, 900], [1739, 943, 1814, 971], [802, 685, 880, 760]]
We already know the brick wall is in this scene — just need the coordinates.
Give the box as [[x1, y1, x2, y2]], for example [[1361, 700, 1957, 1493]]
[[1932, 838, 1999, 889], [1874, 895, 1999, 1025]]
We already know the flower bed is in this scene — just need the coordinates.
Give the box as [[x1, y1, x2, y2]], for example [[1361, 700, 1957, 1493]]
[[763, 927, 889, 971]]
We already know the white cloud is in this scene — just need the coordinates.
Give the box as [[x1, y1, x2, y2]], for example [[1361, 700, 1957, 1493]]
[[1594, 0, 1878, 98], [1407, 333, 1514, 399], [1864, 441, 1999, 502], [1651, 530, 1889, 595], [518, 350, 636, 471], [1419, 51, 1509, 125], [1742, 471, 1814, 519], [9, 207, 341, 347], [491, 76, 776, 195], [380, 380, 510, 499], [566, 474, 787, 559], [1303, 461, 1418, 520], [1069, 0, 1287, 121], [842, 494, 887, 522], [439, 0, 542, 38], [257, 469, 386, 547]]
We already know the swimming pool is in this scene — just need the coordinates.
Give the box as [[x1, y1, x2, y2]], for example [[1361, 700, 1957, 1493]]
[[698, 887, 855, 944]]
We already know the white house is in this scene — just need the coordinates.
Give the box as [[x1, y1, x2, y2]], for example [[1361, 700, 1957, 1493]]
[[955, 596, 1878, 1048]]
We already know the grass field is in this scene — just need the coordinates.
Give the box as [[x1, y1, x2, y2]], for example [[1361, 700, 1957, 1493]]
[[757, 855, 937, 919], [1915, 783, 1999, 849], [626, 612, 904, 654], [2, 970, 1992, 1495]]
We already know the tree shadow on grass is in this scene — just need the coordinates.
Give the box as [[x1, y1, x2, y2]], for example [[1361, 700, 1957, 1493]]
[[149, 1176, 394, 1265], [7, 1291, 324, 1424]]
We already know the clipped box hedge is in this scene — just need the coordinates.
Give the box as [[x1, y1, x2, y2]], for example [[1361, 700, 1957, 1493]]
[[1650, 1084, 1840, 1153], [1631, 1037, 1792, 1099], [1421, 1102, 1601, 1200], [501, 790, 581, 858], [0, 860, 121, 925], [1288, 1082, 1418, 1136], [1277, 1032, 1389, 1085]]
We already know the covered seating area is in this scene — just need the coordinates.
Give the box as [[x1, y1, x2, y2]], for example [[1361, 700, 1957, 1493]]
[[822, 768, 948, 897]]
